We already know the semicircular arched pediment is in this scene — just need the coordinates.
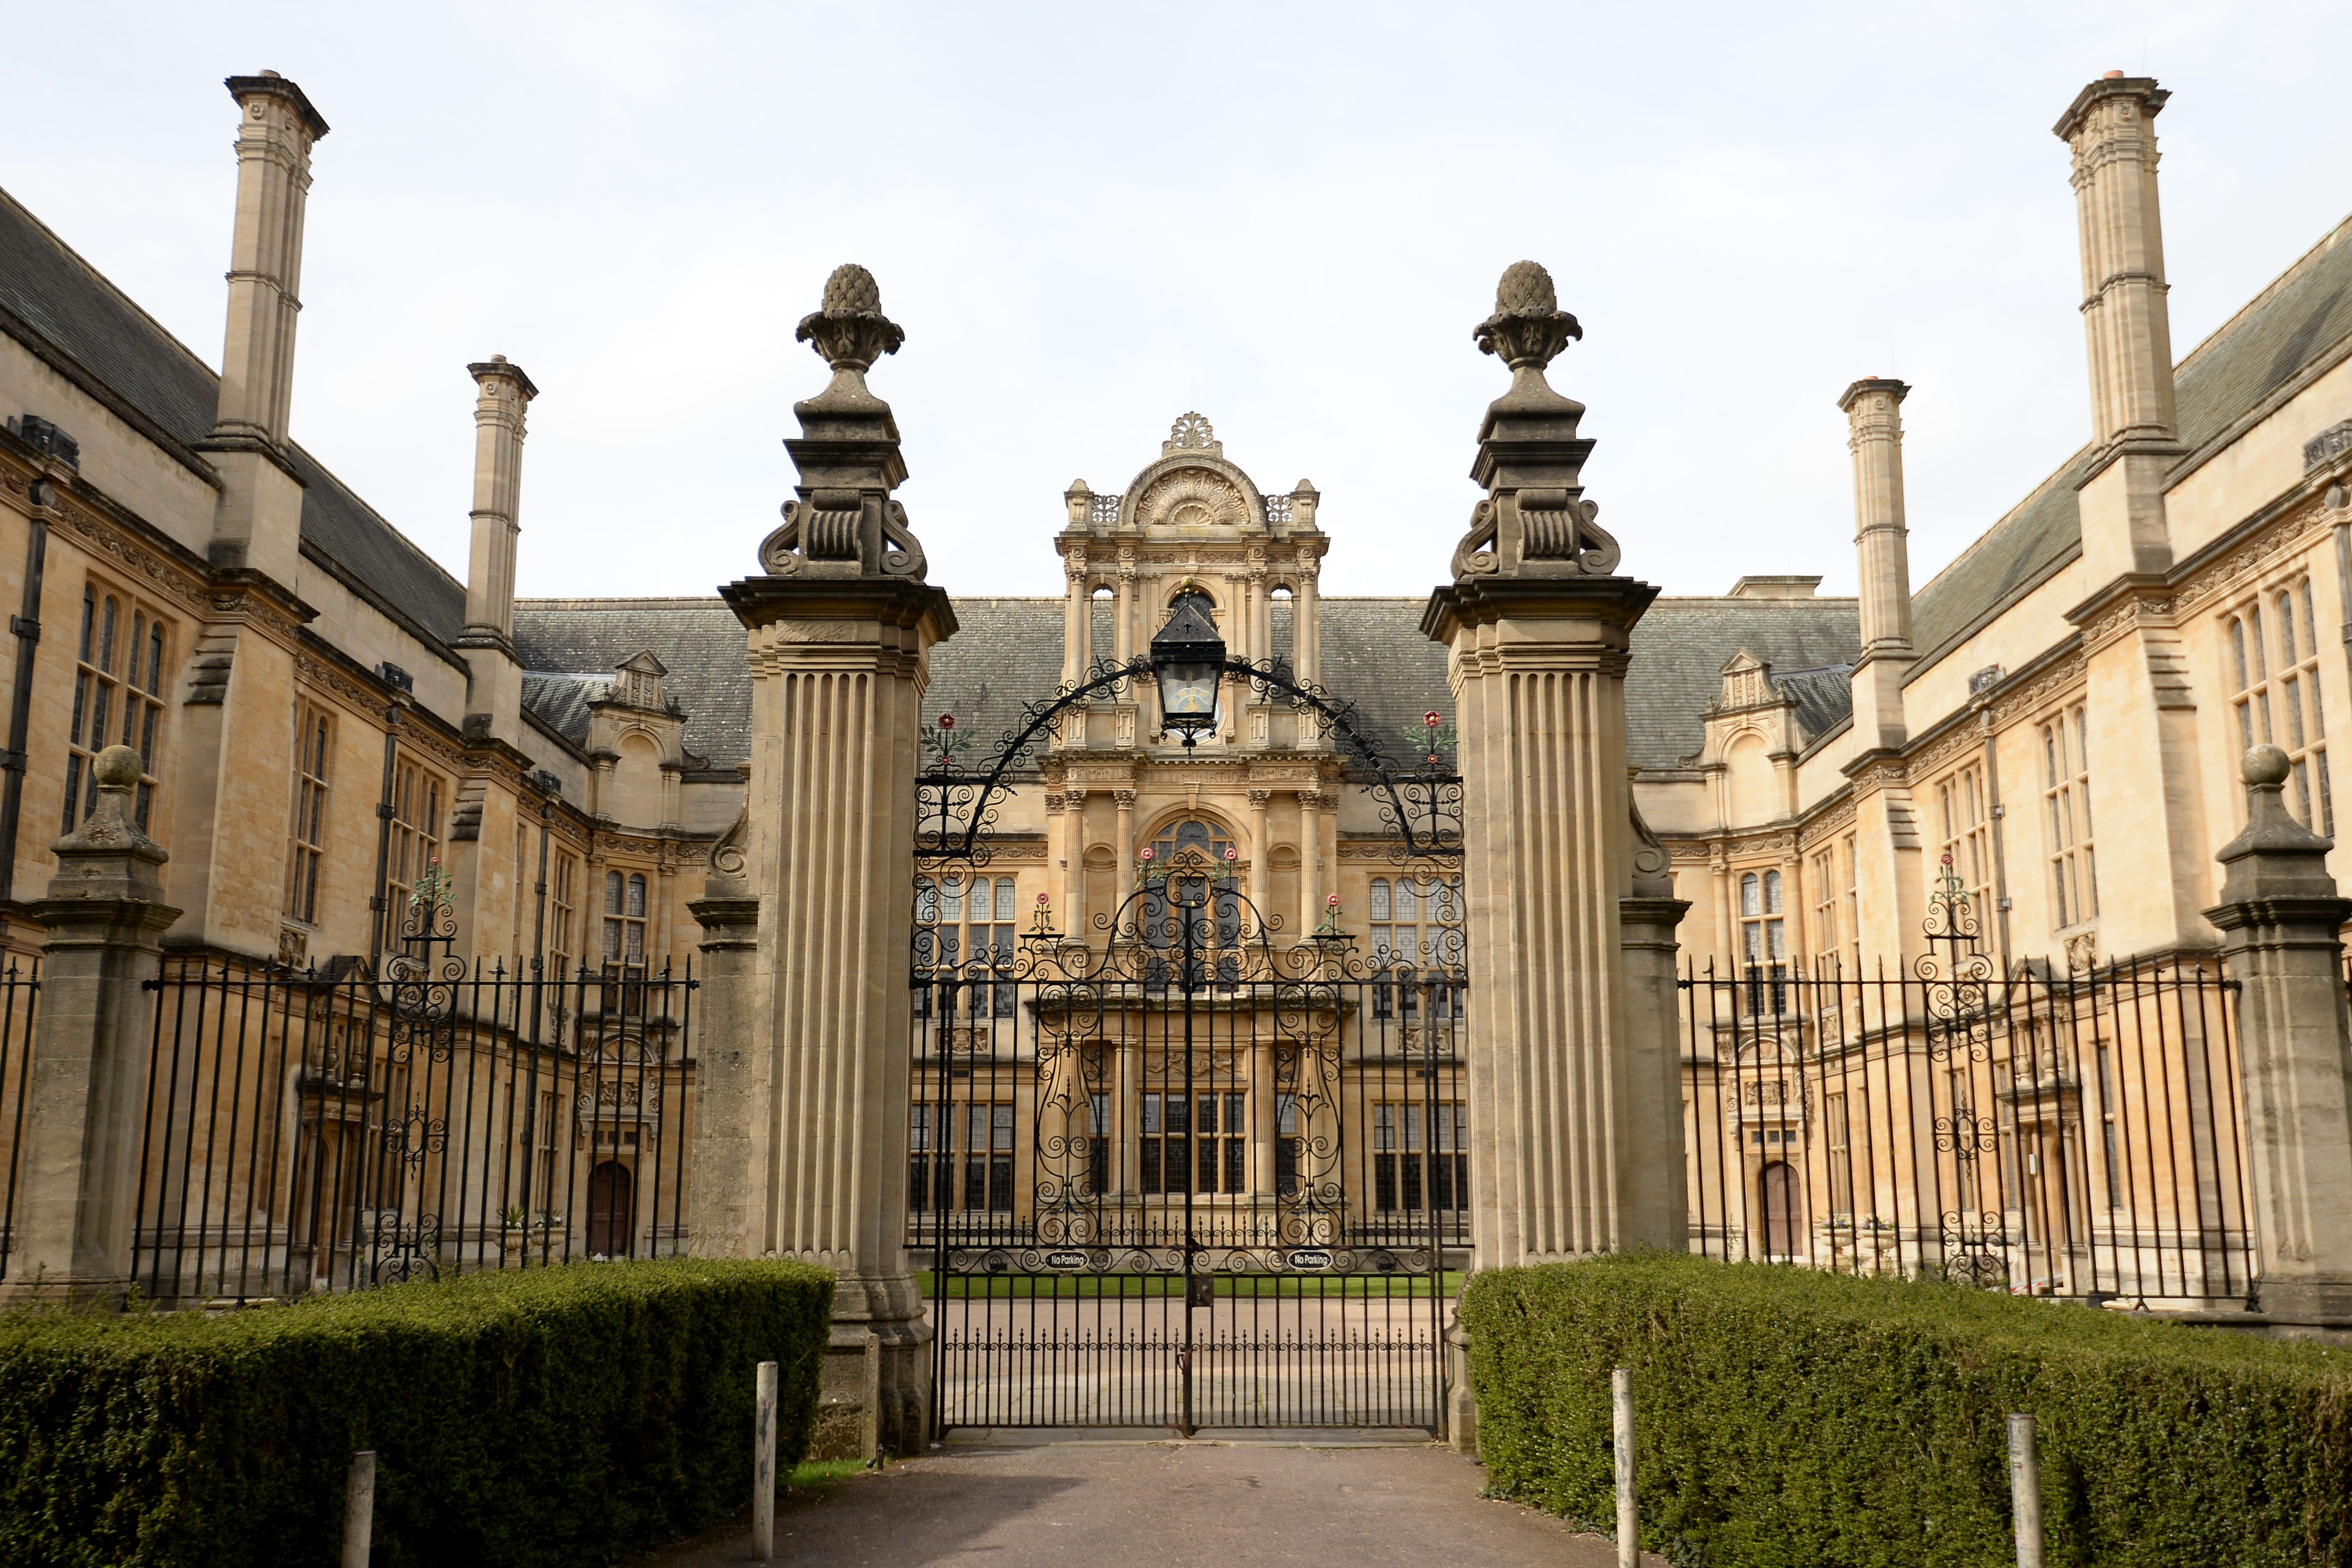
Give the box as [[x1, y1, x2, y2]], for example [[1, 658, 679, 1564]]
[[1133, 468, 1250, 531]]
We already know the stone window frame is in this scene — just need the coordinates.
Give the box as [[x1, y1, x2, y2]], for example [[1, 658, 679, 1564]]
[[383, 751, 445, 940], [1808, 845, 1840, 960], [1737, 868, 1787, 1015], [283, 698, 333, 925], [1841, 833, 1861, 977], [547, 847, 581, 982], [1367, 873, 1466, 1021], [2223, 577, 2333, 836], [1371, 1100, 1468, 1215], [2037, 700, 2099, 935], [64, 575, 170, 836], [1139, 1089, 1246, 1197], [1933, 760, 1997, 942], [913, 872, 1020, 1019], [909, 1100, 1015, 1213]]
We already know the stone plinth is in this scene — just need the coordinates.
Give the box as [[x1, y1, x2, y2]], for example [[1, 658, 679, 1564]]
[[1, 746, 180, 1305], [2205, 745, 2352, 1326]]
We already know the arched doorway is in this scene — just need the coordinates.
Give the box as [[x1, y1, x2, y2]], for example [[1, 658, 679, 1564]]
[[588, 1160, 633, 1258], [1761, 1159, 1800, 1260]]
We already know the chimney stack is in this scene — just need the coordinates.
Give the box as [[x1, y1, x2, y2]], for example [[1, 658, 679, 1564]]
[[1839, 377, 1914, 752], [462, 356, 536, 642], [457, 357, 536, 745], [2056, 72, 2180, 579], [199, 72, 328, 581]]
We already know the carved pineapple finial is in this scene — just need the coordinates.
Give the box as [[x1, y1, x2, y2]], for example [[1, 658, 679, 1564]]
[[1474, 260, 1582, 374], [795, 263, 906, 375]]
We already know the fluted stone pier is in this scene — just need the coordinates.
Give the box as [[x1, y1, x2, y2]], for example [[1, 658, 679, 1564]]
[[1424, 263, 1687, 1448], [714, 266, 956, 1455]]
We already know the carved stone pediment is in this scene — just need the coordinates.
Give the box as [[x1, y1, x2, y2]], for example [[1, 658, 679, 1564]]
[[1134, 468, 1250, 531]]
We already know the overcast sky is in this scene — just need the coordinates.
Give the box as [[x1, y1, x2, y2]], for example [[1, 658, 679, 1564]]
[[6, 4, 2348, 605]]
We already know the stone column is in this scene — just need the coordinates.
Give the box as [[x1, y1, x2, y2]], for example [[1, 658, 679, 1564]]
[[686, 806, 764, 1259], [0, 747, 180, 1305], [716, 266, 956, 1455], [1296, 564, 1321, 686], [1298, 790, 1323, 921], [1115, 790, 1135, 895], [1060, 549, 1087, 687], [1424, 263, 1682, 1447], [1062, 789, 1087, 933], [1248, 789, 1271, 925], [2204, 745, 2352, 1325], [1839, 377, 1914, 753], [1113, 559, 1134, 665]]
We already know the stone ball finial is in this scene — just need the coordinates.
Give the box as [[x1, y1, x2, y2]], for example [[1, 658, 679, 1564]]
[[2243, 744, 2291, 788], [1494, 260, 1558, 315], [93, 744, 142, 789]]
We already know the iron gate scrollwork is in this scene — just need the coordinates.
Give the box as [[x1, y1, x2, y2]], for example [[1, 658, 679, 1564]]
[[912, 657, 1465, 1436]]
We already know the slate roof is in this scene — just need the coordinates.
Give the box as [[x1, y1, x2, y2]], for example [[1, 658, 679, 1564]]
[[1909, 213, 2352, 670], [1627, 600, 1862, 768], [1776, 664, 1862, 743], [512, 599, 751, 766], [0, 185, 471, 644], [507, 592, 1859, 777]]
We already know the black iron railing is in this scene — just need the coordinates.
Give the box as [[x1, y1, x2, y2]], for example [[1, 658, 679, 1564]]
[[132, 954, 695, 1303], [0, 957, 41, 1282], [1681, 953, 2253, 1305]]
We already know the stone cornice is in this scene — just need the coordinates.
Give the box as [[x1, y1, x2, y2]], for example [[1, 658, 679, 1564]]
[[1797, 787, 1858, 848], [1422, 573, 1658, 645], [2053, 74, 2167, 142], [720, 573, 958, 643]]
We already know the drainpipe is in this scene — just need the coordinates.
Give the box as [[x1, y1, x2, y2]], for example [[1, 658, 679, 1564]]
[[0, 482, 52, 903], [368, 703, 400, 957]]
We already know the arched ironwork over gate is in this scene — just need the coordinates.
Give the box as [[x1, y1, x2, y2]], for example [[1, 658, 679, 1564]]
[[910, 656, 1465, 1436]]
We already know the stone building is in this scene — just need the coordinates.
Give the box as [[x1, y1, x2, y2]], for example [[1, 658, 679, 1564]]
[[1, 69, 2347, 1298]]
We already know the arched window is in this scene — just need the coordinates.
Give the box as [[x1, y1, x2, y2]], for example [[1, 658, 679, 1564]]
[[1168, 588, 1217, 621], [1140, 819, 1241, 986]]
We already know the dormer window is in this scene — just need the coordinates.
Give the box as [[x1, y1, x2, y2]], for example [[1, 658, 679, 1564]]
[[615, 651, 668, 712]]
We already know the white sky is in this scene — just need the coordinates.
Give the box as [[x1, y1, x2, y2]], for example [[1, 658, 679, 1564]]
[[6, 3, 2348, 605]]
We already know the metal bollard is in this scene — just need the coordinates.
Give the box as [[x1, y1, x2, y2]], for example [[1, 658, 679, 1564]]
[[2008, 1413, 2044, 1568], [1612, 1368, 1636, 1568], [342, 1450, 375, 1568], [754, 1360, 779, 1561]]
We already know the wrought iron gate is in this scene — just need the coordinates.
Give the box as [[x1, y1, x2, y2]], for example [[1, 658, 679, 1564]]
[[910, 653, 1466, 1436], [913, 861, 1465, 1434]]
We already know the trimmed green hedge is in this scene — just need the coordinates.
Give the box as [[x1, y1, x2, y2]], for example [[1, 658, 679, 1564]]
[[0, 1258, 832, 1568], [1462, 1255, 2352, 1567]]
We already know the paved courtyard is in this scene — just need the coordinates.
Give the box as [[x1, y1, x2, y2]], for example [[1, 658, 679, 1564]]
[[642, 1437, 1654, 1567]]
